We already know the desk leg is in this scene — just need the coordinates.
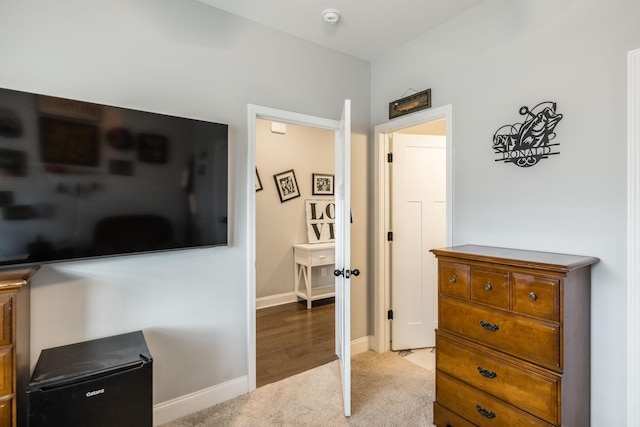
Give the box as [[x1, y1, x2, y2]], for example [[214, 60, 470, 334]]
[[294, 261, 300, 298], [306, 265, 312, 309]]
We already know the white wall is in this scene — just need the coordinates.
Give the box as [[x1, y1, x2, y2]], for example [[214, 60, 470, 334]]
[[0, 0, 370, 416], [371, 0, 640, 425], [350, 133, 369, 339]]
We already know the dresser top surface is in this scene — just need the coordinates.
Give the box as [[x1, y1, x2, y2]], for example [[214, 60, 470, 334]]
[[431, 244, 599, 273], [0, 266, 39, 290]]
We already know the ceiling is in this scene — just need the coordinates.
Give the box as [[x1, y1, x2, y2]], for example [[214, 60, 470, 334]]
[[194, 0, 487, 61]]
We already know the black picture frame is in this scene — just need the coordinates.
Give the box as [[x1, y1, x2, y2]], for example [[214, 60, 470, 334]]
[[312, 173, 334, 196], [255, 168, 263, 191], [273, 169, 300, 202]]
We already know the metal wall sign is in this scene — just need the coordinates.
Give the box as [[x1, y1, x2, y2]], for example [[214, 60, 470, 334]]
[[492, 101, 563, 167], [389, 89, 431, 119]]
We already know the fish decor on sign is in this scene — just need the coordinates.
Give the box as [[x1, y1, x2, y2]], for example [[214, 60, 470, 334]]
[[492, 101, 563, 167]]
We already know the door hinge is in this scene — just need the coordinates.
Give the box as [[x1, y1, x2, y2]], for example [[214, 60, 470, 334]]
[[387, 309, 393, 320], [387, 231, 393, 241], [387, 152, 393, 163]]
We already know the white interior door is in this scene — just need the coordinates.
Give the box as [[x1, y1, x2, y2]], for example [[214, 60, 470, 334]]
[[248, 102, 353, 415], [334, 99, 351, 417], [390, 133, 446, 350]]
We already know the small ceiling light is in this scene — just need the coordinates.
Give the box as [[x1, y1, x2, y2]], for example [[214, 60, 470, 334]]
[[322, 8, 341, 24]]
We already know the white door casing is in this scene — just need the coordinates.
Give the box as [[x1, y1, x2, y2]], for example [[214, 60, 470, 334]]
[[390, 134, 446, 350], [373, 105, 453, 353], [627, 48, 640, 427]]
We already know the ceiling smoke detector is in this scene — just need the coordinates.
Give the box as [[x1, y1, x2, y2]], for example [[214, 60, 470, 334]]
[[322, 8, 341, 24]]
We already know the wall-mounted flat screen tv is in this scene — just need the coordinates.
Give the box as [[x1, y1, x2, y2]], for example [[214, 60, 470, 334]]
[[0, 87, 228, 269]]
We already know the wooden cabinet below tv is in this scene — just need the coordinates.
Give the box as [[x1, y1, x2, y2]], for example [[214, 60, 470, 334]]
[[0, 267, 37, 427]]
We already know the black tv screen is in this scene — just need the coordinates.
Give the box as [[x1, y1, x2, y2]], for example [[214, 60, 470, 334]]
[[0, 87, 228, 268]]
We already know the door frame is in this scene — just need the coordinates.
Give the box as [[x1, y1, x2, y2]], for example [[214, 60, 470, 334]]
[[372, 104, 453, 353], [627, 48, 640, 427], [246, 104, 339, 391]]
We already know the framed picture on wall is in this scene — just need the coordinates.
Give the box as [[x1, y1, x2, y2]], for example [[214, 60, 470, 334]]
[[312, 173, 334, 196], [273, 169, 300, 202], [255, 168, 263, 191]]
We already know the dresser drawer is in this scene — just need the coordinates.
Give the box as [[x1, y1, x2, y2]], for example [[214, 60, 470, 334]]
[[439, 262, 470, 299], [436, 331, 559, 424], [434, 401, 475, 427], [309, 248, 334, 266], [437, 372, 553, 427], [294, 247, 335, 266], [513, 273, 559, 321], [470, 268, 509, 309], [0, 397, 11, 427], [0, 348, 12, 398], [0, 298, 11, 347], [439, 297, 561, 371]]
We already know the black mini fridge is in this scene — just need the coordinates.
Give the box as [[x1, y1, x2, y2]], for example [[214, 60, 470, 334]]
[[26, 331, 153, 427]]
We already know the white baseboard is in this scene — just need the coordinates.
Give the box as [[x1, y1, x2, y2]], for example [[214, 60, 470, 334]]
[[153, 376, 248, 426], [256, 292, 296, 309], [351, 335, 373, 355]]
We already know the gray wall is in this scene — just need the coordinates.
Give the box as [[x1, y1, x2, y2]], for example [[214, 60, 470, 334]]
[[370, 0, 639, 425], [0, 0, 370, 408]]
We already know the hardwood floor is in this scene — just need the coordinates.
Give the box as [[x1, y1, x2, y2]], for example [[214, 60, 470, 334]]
[[256, 299, 336, 387]]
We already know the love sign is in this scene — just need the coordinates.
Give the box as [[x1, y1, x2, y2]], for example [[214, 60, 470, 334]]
[[305, 200, 335, 243]]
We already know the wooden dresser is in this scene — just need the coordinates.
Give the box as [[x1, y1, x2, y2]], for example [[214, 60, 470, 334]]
[[0, 268, 36, 427], [431, 245, 598, 427]]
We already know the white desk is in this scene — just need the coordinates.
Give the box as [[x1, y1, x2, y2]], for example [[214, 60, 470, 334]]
[[293, 242, 335, 309]]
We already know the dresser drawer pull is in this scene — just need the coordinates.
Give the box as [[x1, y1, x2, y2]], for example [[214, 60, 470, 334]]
[[484, 283, 493, 291], [479, 320, 500, 332], [477, 366, 497, 379], [529, 292, 538, 301], [476, 404, 496, 419], [450, 277, 457, 283]]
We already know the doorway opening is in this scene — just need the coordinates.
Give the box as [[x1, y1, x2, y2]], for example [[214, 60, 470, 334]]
[[246, 104, 343, 392], [372, 105, 453, 353], [254, 118, 336, 387]]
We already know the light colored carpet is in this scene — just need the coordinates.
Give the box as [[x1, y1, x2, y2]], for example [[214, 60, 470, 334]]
[[161, 350, 435, 426]]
